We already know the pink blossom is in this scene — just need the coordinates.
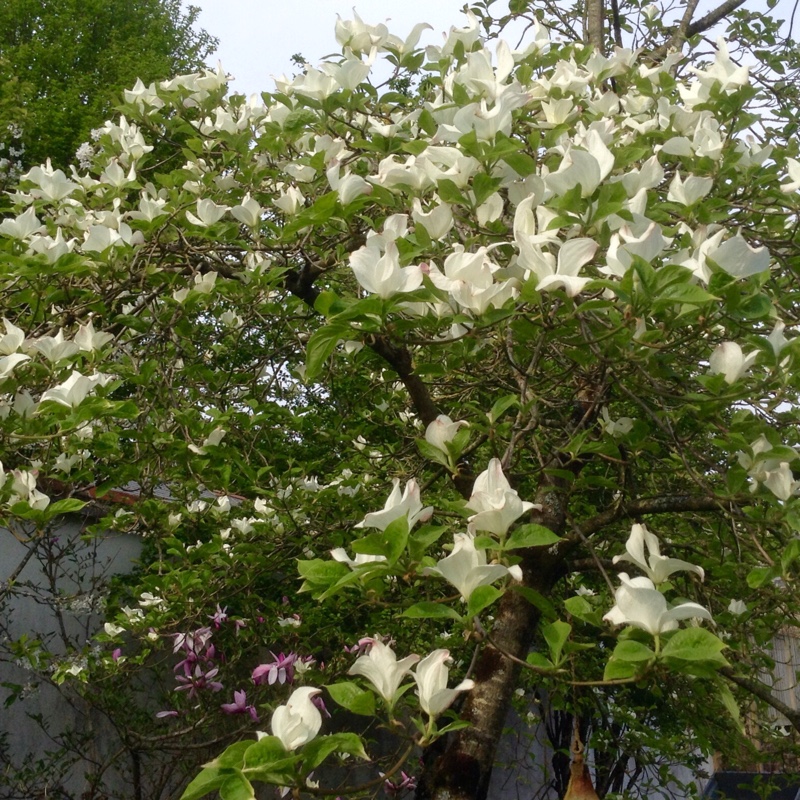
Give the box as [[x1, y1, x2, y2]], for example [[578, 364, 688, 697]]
[[252, 652, 297, 686], [221, 689, 259, 721], [209, 605, 228, 628]]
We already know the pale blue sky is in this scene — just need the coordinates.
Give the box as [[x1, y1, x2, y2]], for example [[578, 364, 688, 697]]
[[191, 1, 494, 97], [189, 0, 791, 98]]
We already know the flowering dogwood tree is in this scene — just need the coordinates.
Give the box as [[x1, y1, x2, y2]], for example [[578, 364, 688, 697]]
[[4, 1, 800, 798]]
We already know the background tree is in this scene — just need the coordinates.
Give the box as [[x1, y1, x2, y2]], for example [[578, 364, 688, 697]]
[[0, 0, 217, 173], [3, 1, 800, 799]]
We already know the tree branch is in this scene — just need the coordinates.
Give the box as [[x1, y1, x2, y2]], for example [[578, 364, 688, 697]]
[[646, 0, 745, 61], [367, 334, 440, 427], [283, 263, 444, 461], [686, 0, 748, 38], [720, 666, 800, 733], [662, 0, 702, 55], [576, 495, 730, 539], [586, 0, 605, 51]]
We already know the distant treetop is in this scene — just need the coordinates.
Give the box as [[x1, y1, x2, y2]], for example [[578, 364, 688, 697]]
[[0, 0, 217, 172]]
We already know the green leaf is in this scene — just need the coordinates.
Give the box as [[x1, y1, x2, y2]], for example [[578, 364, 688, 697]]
[[656, 283, 718, 306], [206, 741, 252, 769], [505, 524, 562, 550], [564, 595, 604, 627], [180, 768, 230, 800], [408, 524, 450, 561], [282, 108, 318, 135], [325, 682, 376, 716], [610, 639, 655, 663], [513, 586, 557, 620], [437, 179, 466, 204], [313, 290, 349, 318], [467, 584, 503, 618], [351, 515, 409, 565], [402, 139, 429, 156], [240, 739, 300, 785], [661, 628, 728, 665], [503, 151, 537, 176], [542, 621, 572, 666], [219, 773, 255, 800], [603, 657, 641, 681], [746, 565, 777, 589], [716, 680, 744, 731], [526, 651, 556, 671], [317, 560, 392, 601], [433, 719, 472, 736], [304, 323, 348, 381], [781, 538, 800, 572], [418, 108, 437, 136], [297, 558, 350, 593], [301, 732, 369, 770], [472, 172, 502, 206], [46, 498, 87, 516], [242, 737, 292, 768], [488, 394, 518, 423], [417, 438, 452, 468], [738, 292, 773, 318], [402, 602, 462, 621], [296, 191, 339, 226]]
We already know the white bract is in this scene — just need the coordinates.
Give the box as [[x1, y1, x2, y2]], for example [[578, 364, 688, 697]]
[[40, 371, 112, 408], [348, 639, 420, 706], [330, 548, 387, 569], [708, 342, 758, 383], [414, 649, 475, 717], [424, 414, 469, 453], [728, 599, 747, 615], [612, 523, 704, 584], [356, 478, 432, 531], [270, 686, 323, 751], [466, 459, 536, 535], [350, 241, 423, 299], [423, 532, 522, 601], [186, 198, 229, 227], [738, 435, 800, 501], [604, 573, 713, 636], [428, 246, 517, 314]]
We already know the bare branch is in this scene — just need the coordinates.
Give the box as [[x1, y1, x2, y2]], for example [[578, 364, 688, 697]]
[[577, 495, 730, 539], [667, 0, 702, 52], [647, 0, 744, 61], [686, 0, 748, 38]]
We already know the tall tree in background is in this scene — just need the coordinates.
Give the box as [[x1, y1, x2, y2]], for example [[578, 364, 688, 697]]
[[0, 0, 216, 173]]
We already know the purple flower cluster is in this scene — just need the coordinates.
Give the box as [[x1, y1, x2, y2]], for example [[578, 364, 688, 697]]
[[172, 626, 223, 699], [221, 689, 259, 721], [384, 771, 416, 795], [158, 606, 315, 724], [252, 652, 298, 686]]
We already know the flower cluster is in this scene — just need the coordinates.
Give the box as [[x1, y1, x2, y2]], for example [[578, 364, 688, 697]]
[[604, 524, 711, 636], [347, 638, 474, 718]]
